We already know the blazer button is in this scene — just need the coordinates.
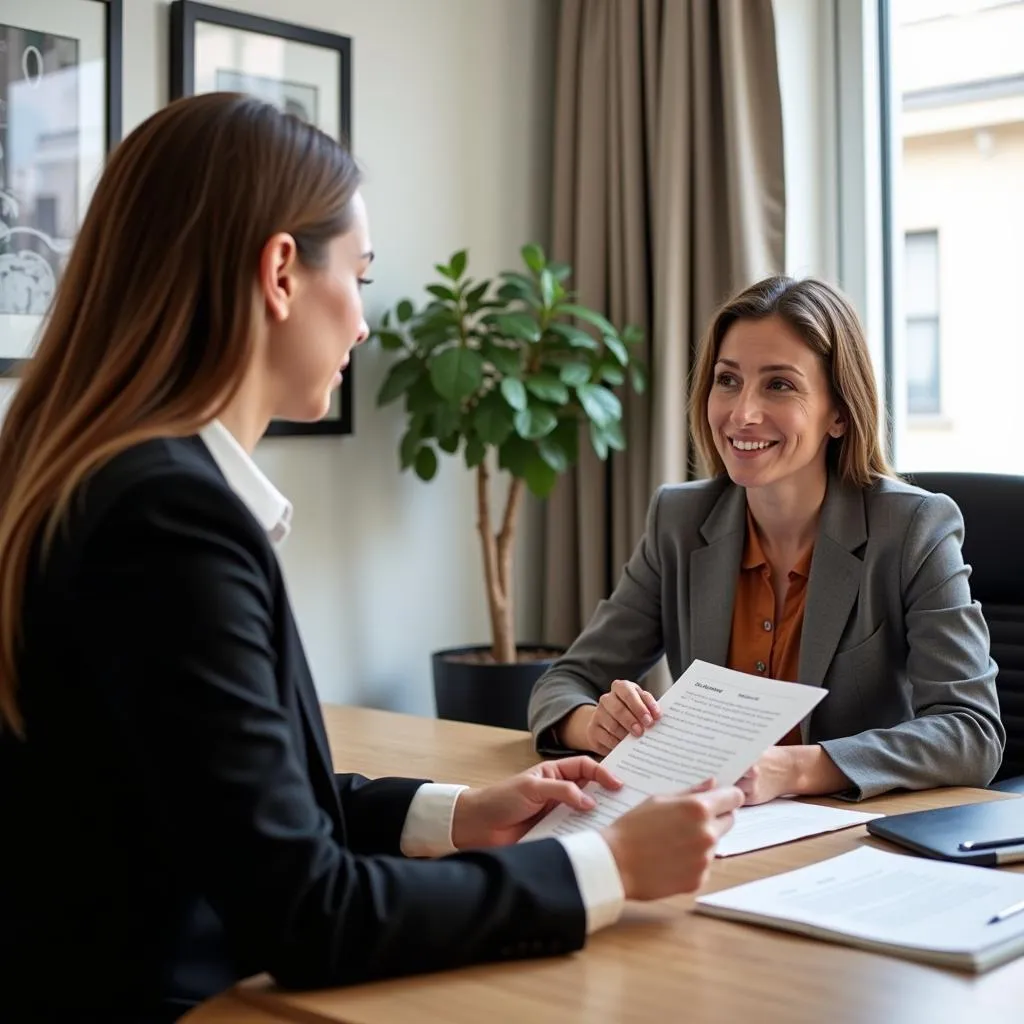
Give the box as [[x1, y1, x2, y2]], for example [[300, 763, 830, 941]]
[[756, 660, 766, 673]]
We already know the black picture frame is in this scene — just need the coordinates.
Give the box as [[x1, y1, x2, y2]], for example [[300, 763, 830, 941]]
[[0, 0, 123, 377], [169, 0, 354, 438]]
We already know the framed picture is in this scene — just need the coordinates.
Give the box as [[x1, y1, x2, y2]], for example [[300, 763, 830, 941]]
[[0, 0, 123, 375], [169, 0, 353, 438]]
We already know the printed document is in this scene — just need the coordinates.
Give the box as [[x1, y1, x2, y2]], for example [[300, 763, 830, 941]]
[[523, 660, 826, 841], [695, 846, 1024, 972], [716, 800, 883, 857]]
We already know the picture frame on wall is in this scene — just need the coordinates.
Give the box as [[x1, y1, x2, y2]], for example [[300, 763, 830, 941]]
[[0, 0, 123, 376], [169, 0, 354, 438]]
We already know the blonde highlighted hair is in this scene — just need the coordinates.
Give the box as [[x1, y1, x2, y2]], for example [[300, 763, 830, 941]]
[[0, 93, 362, 734], [688, 275, 892, 486]]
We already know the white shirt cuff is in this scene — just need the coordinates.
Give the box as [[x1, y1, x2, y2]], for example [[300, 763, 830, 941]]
[[556, 831, 625, 934], [399, 783, 467, 857]]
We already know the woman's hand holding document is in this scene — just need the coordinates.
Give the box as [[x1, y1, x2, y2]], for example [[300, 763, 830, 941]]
[[595, 777, 743, 901], [523, 660, 826, 843]]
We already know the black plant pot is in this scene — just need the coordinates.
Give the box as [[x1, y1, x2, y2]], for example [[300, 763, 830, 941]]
[[432, 644, 563, 731]]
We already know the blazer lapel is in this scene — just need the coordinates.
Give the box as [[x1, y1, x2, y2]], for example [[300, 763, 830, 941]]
[[798, 475, 868, 697], [291, 626, 336, 777], [189, 433, 337, 774], [690, 484, 746, 666], [189, 432, 342, 816]]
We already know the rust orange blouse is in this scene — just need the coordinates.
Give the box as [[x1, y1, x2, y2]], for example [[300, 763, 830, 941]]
[[726, 508, 813, 746]]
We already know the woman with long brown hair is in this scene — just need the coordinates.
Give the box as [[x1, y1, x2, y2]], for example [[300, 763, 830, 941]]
[[0, 93, 742, 1022], [530, 275, 1004, 800]]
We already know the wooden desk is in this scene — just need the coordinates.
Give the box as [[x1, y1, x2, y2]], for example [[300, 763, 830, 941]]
[[185, 706, 1024, 1024]]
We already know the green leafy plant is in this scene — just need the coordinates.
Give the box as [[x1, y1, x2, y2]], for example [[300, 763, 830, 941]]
[[371, 244, 646, 665]]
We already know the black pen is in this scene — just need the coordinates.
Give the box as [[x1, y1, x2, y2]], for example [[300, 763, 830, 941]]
[[987, 898, 1024, 925], [959, 836, 1024, 852]]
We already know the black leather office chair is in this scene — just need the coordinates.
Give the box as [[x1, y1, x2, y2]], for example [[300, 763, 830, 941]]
[[907, 472, 1024, 792]]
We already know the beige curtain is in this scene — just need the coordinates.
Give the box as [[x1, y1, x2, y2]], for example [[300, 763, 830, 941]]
[[542, 0, 786, 675]]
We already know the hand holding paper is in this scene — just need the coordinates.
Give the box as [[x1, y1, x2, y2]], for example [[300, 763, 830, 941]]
[[523, 660, 826, 842], [600, 780, 744, 901]]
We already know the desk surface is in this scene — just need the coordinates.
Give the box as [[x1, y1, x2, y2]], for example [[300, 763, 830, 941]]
[[185, 706, 1024, 1024]]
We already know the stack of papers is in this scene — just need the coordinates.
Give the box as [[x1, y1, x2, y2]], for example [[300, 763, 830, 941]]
[[696, 846, 1024, 972]]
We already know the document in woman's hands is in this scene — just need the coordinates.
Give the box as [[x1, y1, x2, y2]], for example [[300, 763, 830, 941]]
[[522, 660, 826, 841]]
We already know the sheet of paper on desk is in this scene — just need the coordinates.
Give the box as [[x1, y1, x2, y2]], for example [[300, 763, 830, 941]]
[[522, 659, 826, 842], [715, 799, 883, 857], [695, 846, 1024, 972]]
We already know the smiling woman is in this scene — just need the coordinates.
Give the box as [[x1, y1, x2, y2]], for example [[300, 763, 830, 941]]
[[706, 317, 846, 499], [529, 274, 1005, 806], [254, 194, 372, 436], [689, 277, 888, 491]]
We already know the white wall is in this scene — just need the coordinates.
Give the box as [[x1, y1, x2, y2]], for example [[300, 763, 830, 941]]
[[120, 0, 555, 712]]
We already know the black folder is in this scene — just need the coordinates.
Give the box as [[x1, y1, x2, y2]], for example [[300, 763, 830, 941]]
[[867, 797, 1024, 866]]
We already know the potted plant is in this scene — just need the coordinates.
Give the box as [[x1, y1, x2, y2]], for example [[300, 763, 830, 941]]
[[370, 244, 646, 729]]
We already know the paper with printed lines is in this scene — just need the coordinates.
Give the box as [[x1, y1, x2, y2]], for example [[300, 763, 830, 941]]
[[522, 660, 826, 842]]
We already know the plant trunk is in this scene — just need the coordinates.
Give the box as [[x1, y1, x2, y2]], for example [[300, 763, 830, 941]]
[[476, 461, 524, 664]]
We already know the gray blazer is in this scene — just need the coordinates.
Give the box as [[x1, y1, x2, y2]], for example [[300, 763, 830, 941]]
[[529, 474, 1005, 799]]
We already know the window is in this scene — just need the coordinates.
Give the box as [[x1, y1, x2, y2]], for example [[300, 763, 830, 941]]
[[903, 231, 940, 415], [884, 0, 1024, 471]]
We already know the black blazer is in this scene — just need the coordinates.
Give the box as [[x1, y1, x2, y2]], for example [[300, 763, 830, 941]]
[[0, 436, 585, 1023]]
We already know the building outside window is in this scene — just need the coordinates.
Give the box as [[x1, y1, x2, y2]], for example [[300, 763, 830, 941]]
[[888, 0, 1024, 471]]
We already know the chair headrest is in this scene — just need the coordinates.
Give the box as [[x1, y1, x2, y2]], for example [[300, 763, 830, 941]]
[[904, 472, 1024, 605]]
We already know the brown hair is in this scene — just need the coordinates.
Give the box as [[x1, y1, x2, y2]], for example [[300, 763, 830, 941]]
[[688, 275, 892, 486], [0, 92, 361, 733]]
